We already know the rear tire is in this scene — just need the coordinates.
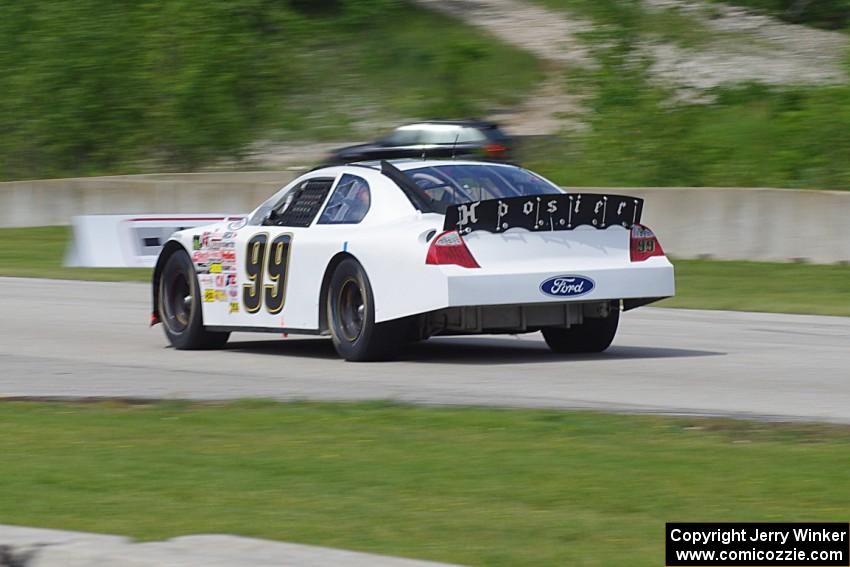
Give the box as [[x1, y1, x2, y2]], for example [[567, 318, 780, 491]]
[[326, 258, 407, 361], [157, 250, 230, 350], [542, 306, 620, 354]]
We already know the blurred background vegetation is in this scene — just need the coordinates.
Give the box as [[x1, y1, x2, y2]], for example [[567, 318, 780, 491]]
[[0, 0, 540, 180], [526, 60, 850, 190], [526, 0, 850, 189], [2, 0, 850, 188]]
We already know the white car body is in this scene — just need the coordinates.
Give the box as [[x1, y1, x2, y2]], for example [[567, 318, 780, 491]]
[[152, 160, 674, 338]]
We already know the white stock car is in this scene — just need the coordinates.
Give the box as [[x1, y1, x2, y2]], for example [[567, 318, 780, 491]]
[[151, 160, 674, 361]]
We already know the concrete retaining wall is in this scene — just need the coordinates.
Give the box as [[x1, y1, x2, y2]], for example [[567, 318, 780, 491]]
[[1, 173, 848, 263], [0, 171, 301, 228], [625, 187, 850, 264]]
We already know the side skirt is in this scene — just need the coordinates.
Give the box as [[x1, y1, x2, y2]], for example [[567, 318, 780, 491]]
[[205, 326, 328, 336]]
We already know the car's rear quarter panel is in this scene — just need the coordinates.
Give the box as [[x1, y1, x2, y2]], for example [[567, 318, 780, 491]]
[[349, 216, 451, 323]]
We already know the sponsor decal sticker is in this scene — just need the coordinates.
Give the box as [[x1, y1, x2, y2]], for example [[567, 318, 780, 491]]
[[209, 263, 222, 274], [229, 301, 239, 313], [203, 289, 216, 302], [540, 275, 595, 298], [227, 218, 247, 230], [446, 193, 643, 233], [215, 290, 227, 302], [192, 235, 201, 250]]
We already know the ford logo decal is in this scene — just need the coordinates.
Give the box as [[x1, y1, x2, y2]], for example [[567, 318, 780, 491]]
[[540, 275, 595, 297]]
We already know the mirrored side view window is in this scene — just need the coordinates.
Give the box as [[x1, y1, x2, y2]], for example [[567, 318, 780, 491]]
[[317, 174, 371, 225]]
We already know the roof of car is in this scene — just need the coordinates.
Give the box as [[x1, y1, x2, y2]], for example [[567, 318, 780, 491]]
[[344, 159, 519, 172]]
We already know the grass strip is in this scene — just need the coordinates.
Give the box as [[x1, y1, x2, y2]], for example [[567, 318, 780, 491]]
[[0, 226, 149, 282], [659, 259, 850, 317], [1, 401, 849, 567]]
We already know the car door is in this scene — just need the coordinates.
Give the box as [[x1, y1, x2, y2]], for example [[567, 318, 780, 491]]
[[227, 176, 337, 331]]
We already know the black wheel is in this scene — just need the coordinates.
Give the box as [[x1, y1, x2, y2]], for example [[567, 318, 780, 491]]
[[542, 306, 620, 354], [157, 250, 230, 350], [326, 258, 408, 361]]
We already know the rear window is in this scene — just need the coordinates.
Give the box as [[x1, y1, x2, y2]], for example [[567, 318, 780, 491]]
[[405, 164, 561, 206]]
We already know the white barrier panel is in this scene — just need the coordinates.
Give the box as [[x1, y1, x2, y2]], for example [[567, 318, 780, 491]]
[[65, 214, 244, 268]]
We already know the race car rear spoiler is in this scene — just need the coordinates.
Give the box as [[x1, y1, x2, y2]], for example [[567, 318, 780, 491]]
[[443, 193, 644, 234]]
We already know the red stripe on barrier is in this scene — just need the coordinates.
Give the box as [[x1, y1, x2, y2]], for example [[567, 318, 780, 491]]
[[127, 216, 242, 222]]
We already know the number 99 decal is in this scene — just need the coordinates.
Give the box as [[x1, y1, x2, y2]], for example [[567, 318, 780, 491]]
[[243, 233, 292, 314]]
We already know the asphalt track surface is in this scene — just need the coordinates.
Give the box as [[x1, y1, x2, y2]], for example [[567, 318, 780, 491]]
[[1, 277, 849, 423]]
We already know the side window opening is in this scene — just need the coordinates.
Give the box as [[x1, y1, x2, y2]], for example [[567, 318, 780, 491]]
[[318, 174, 371, 225], [419, 126, 463, 145], [380, 128, 421, 146], [264, 178, 335, 227]]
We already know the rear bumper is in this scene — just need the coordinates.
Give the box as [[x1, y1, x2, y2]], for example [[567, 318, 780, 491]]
[[444, 257, 675, 307]]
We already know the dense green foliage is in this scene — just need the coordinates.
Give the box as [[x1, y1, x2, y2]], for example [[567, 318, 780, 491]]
[[530, 69, 850, 189], [2, 401, 850, 566], [0, 0, 294, 177], [0, 1, 540, 180]]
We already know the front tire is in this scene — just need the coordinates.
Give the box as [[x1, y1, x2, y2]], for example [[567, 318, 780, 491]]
[[326, 258, 407, 361], [157, 250, 230, 350], [542, 306, 620, 354]]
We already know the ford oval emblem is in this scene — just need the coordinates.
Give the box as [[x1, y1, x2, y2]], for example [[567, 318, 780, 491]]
[[540, 275, 595, 297]]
